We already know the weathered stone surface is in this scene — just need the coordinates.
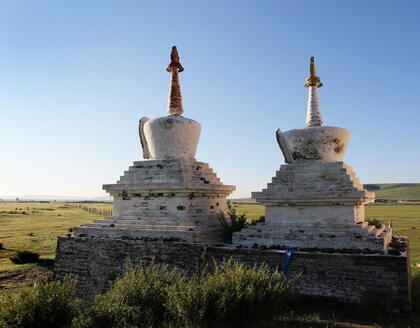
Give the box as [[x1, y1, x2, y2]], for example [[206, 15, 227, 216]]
[[233, 161, 391, 251], [54, 236, 411, 312], [277, 126, 350, 162], [306, 86, 323, 127], [73, 158, 235, 243]]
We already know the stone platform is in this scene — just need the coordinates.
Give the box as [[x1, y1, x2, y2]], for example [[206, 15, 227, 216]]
[[233, 161, 392, 252], [54, 236, 412, 312], [73, 158, 234, 243]]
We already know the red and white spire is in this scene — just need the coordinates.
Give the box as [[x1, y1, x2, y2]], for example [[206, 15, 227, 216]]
[[166, 46, 184, 116]]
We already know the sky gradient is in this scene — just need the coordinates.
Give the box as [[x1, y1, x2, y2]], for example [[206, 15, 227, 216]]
[[1, 0, 419, 198]]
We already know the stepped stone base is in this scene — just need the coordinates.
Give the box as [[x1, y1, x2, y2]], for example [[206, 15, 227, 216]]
[[233, 221, 392, 251], [73, 158, 234, 243], [54, 236, 412, 312], [233, 161, 391, 252]]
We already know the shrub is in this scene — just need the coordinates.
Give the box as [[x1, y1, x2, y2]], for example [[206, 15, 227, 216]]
[[250, 215, 265, 225], [218, 201, 248, 242], [10, 250, 40, 264], [0, 243, 3, 249], [165, 260, 295, 327], [73, 264, 183, 328], [367, 218, 383, 229], [0, 275, 78, 328]]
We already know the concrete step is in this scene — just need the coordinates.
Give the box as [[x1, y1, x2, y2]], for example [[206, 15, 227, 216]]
[[117, 178, 184, 184], [234, 229, 376, 239], [232, 233, 386, 251], [73, 226, 200, 242], [244, 225, 372, 234], [94, 219, 190, 226], [81, 223, 197, 231], [106, 215, 221, 221], [93, 218, 221, 228]]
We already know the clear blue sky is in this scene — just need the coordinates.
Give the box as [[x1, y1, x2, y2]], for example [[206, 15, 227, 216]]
[[1, 0, 419, 198]]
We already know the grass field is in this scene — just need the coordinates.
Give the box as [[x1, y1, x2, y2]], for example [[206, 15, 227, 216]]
[[0, 202, 102, 287], [1, 201, 420, 327]]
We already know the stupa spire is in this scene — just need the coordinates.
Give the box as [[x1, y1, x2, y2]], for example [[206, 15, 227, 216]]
[[304, 57, 323, 127], [166, 46, 184, 116]]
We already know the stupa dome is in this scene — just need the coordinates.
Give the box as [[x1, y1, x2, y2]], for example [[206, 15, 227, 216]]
[[139, 46, 201, 160]]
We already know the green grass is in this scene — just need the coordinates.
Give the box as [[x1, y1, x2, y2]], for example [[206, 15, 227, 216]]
[[0, 202, 102, 286], [364, 183, 420, 200]]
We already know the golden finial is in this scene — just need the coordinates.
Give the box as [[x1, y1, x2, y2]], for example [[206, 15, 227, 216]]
[[304, 57, 323, 88]]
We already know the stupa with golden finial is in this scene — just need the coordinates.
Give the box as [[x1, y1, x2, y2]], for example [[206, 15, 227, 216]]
[[233, 57, 392, 252], [73, 46, 235, 243]]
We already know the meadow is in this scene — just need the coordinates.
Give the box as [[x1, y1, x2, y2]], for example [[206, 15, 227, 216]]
[[1, 201, 420, 327]]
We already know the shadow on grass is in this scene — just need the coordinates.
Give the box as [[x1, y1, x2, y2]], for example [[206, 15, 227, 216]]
[[37, 258, 55, 269], [277, 291, 420, 328], [162, 318, 361, 328]]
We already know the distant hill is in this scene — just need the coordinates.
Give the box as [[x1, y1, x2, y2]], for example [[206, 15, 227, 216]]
[[363, 183, 420, 200]]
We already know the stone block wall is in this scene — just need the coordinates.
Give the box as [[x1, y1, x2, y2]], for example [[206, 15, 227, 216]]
[[207, 247, 412, 312], [55, 236, 205, 300], [54, 236, 411, 311]]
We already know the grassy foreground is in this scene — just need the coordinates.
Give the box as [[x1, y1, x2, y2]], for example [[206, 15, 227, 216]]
[[1, 201, 420, 327]]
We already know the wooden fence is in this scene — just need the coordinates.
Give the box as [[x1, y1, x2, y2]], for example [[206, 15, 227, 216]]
[[65, 203, 113, 217]]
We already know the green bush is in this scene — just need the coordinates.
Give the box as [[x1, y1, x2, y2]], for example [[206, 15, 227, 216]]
[[0, 275, 78, 328], [73, 264, 183, 328], [9, 250, 40, 264], [218, 201, 248, 242], [250, 215, 265, 225], [165, 260, 295, 327], [74, 261, 296, 328], [367, 218, 383, 229]]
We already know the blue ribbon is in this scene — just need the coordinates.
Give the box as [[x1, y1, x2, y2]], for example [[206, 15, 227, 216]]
[[280, 249, 294, 273]]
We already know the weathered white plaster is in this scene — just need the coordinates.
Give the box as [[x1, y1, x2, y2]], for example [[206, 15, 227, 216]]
[[277, 126, 350, 162], [74, 158, 235, 242], [141, 116, 201, 160], [306, 86, 323, 127], [233, 161, 391, 251]]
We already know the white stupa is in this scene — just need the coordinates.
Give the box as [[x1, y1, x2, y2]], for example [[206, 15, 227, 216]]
[[73, 46, 235, 243], [233, 57, 392, 252]]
